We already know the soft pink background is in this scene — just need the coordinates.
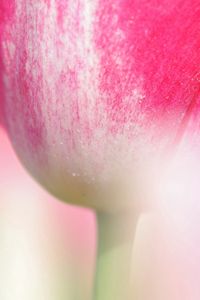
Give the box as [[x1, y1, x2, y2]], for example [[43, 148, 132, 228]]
[[0, 128, 96, 299], [1, 127, 200, 300]]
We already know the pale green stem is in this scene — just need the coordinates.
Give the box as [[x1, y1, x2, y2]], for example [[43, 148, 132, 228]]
[[94, 212, 138, 300]]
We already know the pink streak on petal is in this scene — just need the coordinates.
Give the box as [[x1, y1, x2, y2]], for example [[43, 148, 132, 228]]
[[1, 1, 200, 210]]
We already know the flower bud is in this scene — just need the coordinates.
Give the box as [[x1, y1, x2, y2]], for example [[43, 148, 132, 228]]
[[1, 1, 200, 212]]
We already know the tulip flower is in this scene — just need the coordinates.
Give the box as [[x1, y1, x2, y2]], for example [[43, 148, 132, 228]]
[[1, 1, 200, 299]]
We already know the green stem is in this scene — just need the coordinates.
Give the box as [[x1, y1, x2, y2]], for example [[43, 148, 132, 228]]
[[94, 212, 138, 300]]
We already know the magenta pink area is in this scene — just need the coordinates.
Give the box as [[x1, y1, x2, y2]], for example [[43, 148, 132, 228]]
[[1, 1, 200, 152], [95, 0, 200, 139], [0, 2, 13, 124], [0, 2, 45, 154], [0, 1, 15, 23], [0, 47, 4, 125], [56, 0, 69, 30]]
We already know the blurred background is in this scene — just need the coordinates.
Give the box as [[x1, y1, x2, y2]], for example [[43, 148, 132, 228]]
[[1, 127, 200, 300], [0, 128, 96, 300]]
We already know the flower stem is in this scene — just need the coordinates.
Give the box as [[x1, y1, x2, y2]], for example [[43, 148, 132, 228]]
[[94, 212, 138, 300]]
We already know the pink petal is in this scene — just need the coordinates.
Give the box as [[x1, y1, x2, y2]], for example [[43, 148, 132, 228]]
[[1, 1, 200, 211]]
